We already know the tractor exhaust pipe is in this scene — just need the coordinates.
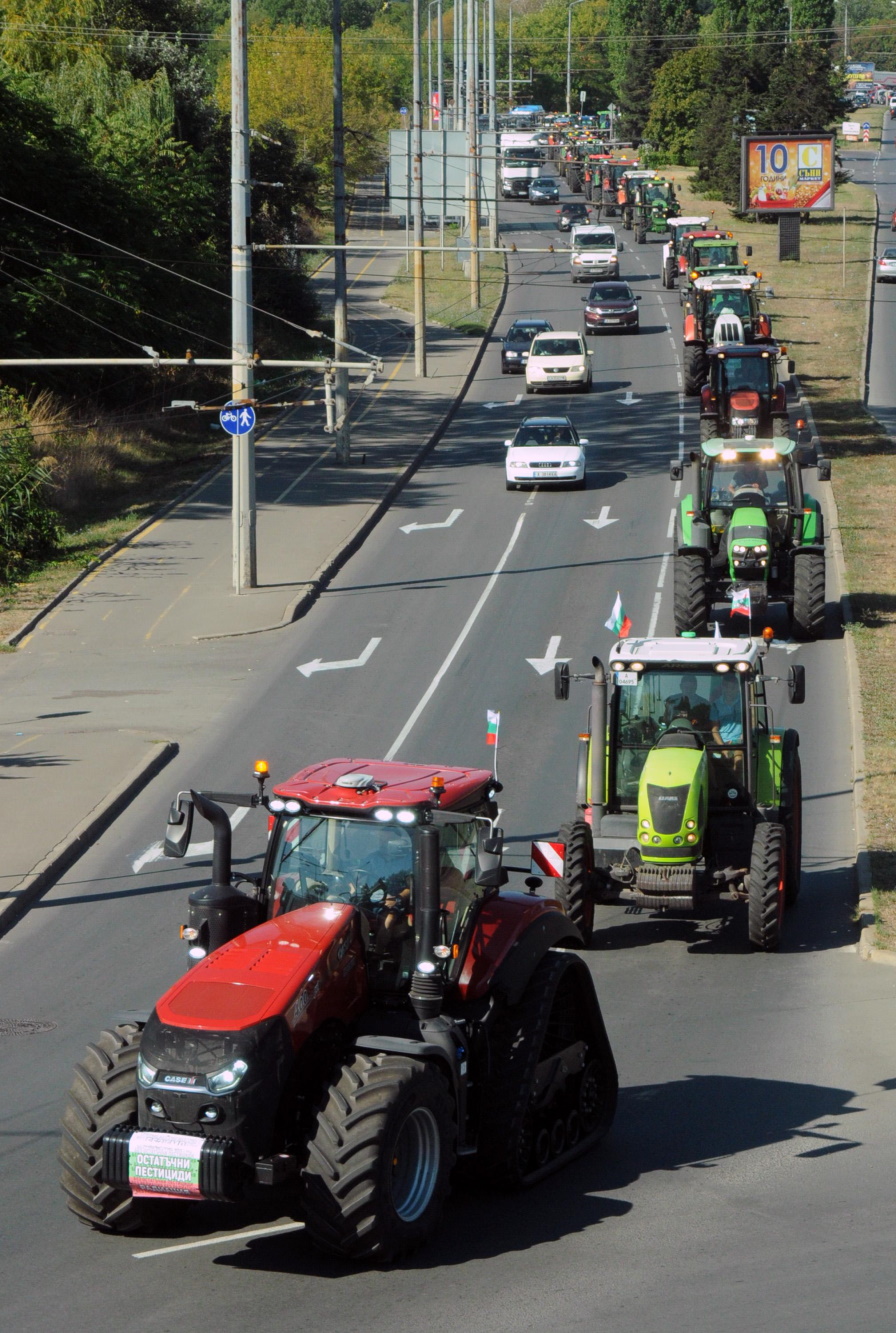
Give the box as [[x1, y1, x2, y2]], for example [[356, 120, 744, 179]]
[[590, 657, 608, 828], [409, 825, 444, 1021], [185, 790, 258, 963]]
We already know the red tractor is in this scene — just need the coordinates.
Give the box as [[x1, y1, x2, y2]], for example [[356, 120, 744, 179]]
[[699, 344, 793, 440], [682, 273, 773, 396], [60, 758, 618, 1262]]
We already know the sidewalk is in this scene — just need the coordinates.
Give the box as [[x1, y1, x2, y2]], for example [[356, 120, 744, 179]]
[[0, 180, 503, 929]]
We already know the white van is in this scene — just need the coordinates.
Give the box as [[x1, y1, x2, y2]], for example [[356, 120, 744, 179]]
[[569, 224, 622, 282]]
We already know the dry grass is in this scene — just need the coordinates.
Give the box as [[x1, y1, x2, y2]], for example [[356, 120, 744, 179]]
[[384, 230, 505, 335], [661, 142, 896, 941]]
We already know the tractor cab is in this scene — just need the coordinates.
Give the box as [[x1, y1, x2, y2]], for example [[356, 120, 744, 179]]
[[700, 345, 788, 440], [689, 274, 771, 346], [679, 232, 747, 301]]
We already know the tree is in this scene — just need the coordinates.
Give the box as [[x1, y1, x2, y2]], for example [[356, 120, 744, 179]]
[[644, 44, 715, 162]]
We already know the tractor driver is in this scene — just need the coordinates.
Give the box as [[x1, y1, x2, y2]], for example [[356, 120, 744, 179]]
[[729, 461, 768, 496], [663, 674, 712, 733]]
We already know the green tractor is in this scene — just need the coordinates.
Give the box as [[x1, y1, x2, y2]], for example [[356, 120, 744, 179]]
[[628, 177, 681, 244], [678, 234, 751, 305], [670, 438, 831, 640], [550, 636, 806, 951]]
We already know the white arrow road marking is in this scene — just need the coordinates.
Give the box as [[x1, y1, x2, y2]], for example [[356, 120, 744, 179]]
[[297, 636, 381, 677], [482, 400, 518, 409], [617, 390, 642, 405], [584, 506, 617, 530], [131, 806, 250, 873], [526, 635, 570, 676], [400, 508, 463, 534], [768, 638, 802, 654]]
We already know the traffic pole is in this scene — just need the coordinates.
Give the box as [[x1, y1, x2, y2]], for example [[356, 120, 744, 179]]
[[466, 0, 480, 309], [231, 0, 256, 592], [333, 0, 352, 457], [412, 0, 427, 376]]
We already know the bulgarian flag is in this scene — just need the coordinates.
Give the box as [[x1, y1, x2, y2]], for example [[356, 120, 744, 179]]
[[604, 592, 632, 639], [486, 710, 500, 746], [730, 586, 751, 619]]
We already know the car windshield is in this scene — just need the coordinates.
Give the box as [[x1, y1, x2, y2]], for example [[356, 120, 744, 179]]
[[533, 178, 555, 186], [707, 458, 789, 509], [882, 249, 896, 258], [532, 337, 583, 356], [573, 231, 614, 249], [513, 425, 578, 447], [716, 355, 773, 395], [508, 324, 545, 341], [590, 284, 631, 301]]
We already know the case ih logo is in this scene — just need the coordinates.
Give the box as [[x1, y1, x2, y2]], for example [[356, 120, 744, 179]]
[[162, 1073, 198, 1086]]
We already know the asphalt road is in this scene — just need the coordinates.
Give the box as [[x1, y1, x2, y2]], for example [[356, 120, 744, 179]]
[[1, 183, 891, 1333]]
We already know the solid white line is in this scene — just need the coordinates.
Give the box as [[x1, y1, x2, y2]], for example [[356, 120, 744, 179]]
[[656, 550, 671, 590], [133, 1221, 305, 1259], [647, 589, 663, 637], [384, 514, 527, 760]]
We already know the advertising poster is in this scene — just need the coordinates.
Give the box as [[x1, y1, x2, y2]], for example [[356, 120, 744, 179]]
[[740, 135, 835, 212]]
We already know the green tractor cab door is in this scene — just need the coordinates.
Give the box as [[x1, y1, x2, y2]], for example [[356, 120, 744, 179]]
[[638, 728, 709, 865]]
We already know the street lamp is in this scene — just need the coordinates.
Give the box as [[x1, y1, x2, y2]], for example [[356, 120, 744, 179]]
[[566, 0, 586, 118]]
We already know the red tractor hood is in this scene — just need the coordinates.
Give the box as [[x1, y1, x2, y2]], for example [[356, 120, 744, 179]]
[[729, 390, 760, 412], [156, 903, 367, 1037]]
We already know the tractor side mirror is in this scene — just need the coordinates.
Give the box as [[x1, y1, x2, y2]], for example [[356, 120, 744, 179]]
[[746, 245, 753, 257], [788, 664, 806, 705], [164, 793, 194, 858], [670, 459, 684, 480], [787, 359, 795, 375], [555, 661, 571, 700], [475, 830, 508, 888], [817, 458, 831, 482]]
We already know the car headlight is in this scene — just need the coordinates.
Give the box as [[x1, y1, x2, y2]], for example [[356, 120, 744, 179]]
[[206, 1058, 249, 1093], [137, 1053, 158, 1087], [505, 350, 518, 357]]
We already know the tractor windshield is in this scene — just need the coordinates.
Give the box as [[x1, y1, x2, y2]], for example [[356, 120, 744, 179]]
[[706, 457, 790, 512], [715, 354, 773, 397], [612, 669, 746, 807], [703, 289, 752, 322], [645, 183, 671, 204], [694, 244, 738, 267]]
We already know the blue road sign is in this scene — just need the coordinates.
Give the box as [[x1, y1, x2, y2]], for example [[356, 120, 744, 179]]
[[400, 107, 408, 115], [219, 401, 256, 435], [862, 121, 871, 129]]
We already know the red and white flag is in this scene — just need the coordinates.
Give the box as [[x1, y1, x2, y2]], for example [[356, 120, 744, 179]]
[[486, 709, 500, 746], [604, 591, 632, 638]]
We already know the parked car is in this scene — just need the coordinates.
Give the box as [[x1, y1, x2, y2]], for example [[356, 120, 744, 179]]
[[525, 330, 593, 393], [556, 202, 591, 231], [581, 280, 641, 334], [500, 318, 553, 374], [876, 246, 896, 281], [528, 176, 560, 204], [504, 415, 588, 490]]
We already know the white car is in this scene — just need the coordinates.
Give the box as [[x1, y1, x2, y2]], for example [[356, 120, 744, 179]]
[[525, 331, 593, 393], [569, 224, 621, 282], [504, 415, 588, 490], [876, 246, 896, 282]]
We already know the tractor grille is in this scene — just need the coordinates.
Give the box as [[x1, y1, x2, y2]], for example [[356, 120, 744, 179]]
[[731, 419, 759, 438], [647, 783, 690, 834], [633, 864, 696, 906]]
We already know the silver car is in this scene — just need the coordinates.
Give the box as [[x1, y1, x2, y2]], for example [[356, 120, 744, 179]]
[[876, 247, 896, 282]]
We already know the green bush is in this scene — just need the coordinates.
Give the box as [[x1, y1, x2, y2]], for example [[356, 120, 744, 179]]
[[0, 409, 61, 584]]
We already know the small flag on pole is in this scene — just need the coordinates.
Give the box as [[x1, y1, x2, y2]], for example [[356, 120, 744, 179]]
[[486, 709, 500, 746], [730, 586, 751, 619], [604, 592, 632, 639]]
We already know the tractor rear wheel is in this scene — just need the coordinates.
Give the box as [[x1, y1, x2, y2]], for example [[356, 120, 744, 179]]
[[791, 551, 825, 640], [781, 735, 802, 907], [748, 822, 785, 951], [635, 224, 647, 245], [673, 553, 708, 635], [683, 345, 708, 396], [59, 1023, 178, 1234], [556, 820, 595, 944], [476, 953, 617, 1187], [662, 259, 674, 288], [302, 1053, 455, 1262]]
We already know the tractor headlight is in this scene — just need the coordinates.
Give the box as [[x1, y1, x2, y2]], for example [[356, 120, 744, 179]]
[[686, 833, 698, 844], [641, 819, 650, 829], [206, 1058, 249, 1094], [137, 1054, 158, 1087], [754, 544, 769, 555], [640, 833, 650, 843], [732, 544, 747, 555], [685, 819, 696, 829]]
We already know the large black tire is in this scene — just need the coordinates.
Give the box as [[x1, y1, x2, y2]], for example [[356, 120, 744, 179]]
[[791, 550, 825, 640], [662, 258, 674, 288], [673, 552, 708, 635], [772, 415, 789, 438], [635, 224, 647, 245], [622, 208, 632, 231], [781, 736, 802, 907], [476, 952, 617, 1187], [556, 820, 595, 943], [700, 414, 720, 443], [748, 822, 786, 951], [59, 1023, 173, 1233], [302, 1053, 455, 1262], [683, 344, 708, 396]]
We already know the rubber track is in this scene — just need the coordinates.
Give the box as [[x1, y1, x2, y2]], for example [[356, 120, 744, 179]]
[[673, 552, 708, 635], [748, 822, 785, 951], [792, 551, 825, 640], [302, 1053, 455, 1261]]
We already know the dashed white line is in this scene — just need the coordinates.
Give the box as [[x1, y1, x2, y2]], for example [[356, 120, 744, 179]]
[[133, 1221, 306, 1259], [666, 508, 676, 539]]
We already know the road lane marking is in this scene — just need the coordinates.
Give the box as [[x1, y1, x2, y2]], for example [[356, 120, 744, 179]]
[[297, 636, 381, 677], [400, 508, 463, 534], [647, 553, 671, 636], [132, 805, 250, 873], [272, 444, 335, 504], [145, 584, 192, 642], [384, 513, 527, 760], [526, 635, 569, 675], [584, 506, 617, 530], [132, 1221, 305, 1259], [666, 508, 676, 539]]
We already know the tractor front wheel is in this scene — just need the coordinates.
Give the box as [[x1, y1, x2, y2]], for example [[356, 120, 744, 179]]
[[662, 259, 674, 288], [302, 1053, 455, 1262], [556, 821, 595, 944], [635, 224, 647, 245], [748, 822, 785, 951], [700, 414, 719, 443], [683, 345, 708, 396], [673, 553, 708, 635], [59, 1024, 176, 1234], [791, 551, 826, 640]]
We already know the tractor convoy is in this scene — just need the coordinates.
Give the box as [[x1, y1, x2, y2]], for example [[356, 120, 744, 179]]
[[59, 109, 828, 1264]]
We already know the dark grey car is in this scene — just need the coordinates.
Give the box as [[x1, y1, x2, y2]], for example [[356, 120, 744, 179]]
[[501, 318, 554, 374], [529, 176, 560, 204]]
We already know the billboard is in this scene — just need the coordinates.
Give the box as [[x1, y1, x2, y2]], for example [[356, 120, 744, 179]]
[[388, 130, 498, 220], [740, 134, 835, 212]]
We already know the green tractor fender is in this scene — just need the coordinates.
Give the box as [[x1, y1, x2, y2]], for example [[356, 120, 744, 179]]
[[798, 494, 824, 545], [755, 730, 783, 808], [638, 729, 709, 866], [677, 496, 713, 554]]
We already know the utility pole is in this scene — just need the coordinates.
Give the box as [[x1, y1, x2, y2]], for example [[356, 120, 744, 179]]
[[508, 4, 513, 110], [231, 0, 256, 592], [412, 0, 427, 375], [487, 0, 498, 250], [454, 0, 463, 131], [466, 0, 480, 308], [332, 0, 351, 461]]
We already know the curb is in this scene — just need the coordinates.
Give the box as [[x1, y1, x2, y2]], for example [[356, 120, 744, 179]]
[[196, 255, 511, 641], [790, 375, 874, 959], [0, 739, 179, 938]]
